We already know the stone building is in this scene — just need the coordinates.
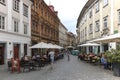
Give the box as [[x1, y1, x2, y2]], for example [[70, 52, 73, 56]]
[[31, 0, 60, 54], [77, 0, 120, 52], [67, 32, 76, 48], [59, 22, 68, 48], [0, 0, 33, 64]]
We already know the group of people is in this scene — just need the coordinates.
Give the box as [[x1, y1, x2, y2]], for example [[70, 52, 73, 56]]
[[78, 52, 111, 70], [8, 49, 71, 73], [9, 49, 56, 72]]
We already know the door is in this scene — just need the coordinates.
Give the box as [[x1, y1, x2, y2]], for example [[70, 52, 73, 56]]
[[24, 44, 27, 56], [14, 44, 19, 59], [0, 45, 4, 65]]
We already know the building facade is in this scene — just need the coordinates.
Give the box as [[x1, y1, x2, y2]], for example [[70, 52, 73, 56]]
[[0, 0, 32, 64], [31, 0, 60, 50], [59, 22, 68, 48], [67, 32, 76, 48], [77, 0, 120, 52]]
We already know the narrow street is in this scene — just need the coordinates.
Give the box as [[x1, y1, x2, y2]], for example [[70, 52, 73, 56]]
[[0, 55, 119, 80]]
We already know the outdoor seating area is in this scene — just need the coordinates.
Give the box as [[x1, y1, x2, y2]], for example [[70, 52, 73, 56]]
[[7, 52, 64, 73], [77, 48, 120, 77], [78, 53, 112, 69]]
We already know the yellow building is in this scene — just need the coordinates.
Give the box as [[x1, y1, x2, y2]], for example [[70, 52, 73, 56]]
[[77, 0, 120, 52]]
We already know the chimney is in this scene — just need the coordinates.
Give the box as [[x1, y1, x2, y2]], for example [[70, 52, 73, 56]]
[[49, 5, 54, 12]]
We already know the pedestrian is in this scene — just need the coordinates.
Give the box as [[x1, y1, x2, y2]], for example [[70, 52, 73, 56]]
[[67, 50, 70, 61], [48, 49, 55, 69]]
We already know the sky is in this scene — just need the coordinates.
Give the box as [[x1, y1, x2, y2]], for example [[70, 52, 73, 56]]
[[44, 0, 88, 34]]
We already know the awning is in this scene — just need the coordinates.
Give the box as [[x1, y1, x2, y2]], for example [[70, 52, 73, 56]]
[[89, 33, 120, 43], [78, 43, 100, 47]]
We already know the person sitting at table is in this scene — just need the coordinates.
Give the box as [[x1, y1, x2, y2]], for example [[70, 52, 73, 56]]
[[88, 52, 95, 63], [24, 55, 29, 62], [100, 54, 109, 69], [32, 55, 37, 61]]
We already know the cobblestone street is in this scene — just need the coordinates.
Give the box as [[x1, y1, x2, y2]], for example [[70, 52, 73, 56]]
[[0, 55, 120, 80]]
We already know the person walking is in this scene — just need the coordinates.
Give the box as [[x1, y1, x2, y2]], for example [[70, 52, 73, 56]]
[[67, 50, 70, 61], [48, 49, 55, 69]]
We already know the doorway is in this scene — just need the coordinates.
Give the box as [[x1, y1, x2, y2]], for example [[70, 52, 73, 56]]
[[13, 44, 19, 59], [103, 43, 108, 52], [24, 44, 27, 56], [0, 44, 5, 65]]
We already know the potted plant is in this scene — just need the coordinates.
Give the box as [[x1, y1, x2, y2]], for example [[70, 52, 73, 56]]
[[105, 49, 120, 77]]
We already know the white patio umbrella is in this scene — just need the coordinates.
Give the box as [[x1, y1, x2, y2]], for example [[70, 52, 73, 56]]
[[78, 43, 100, 54], [67, 46, 73, 48], [48, 43, 63, 49], [54, 44, 63, 49], [78, 43, 100, 47], [30, 42, 51, 48]]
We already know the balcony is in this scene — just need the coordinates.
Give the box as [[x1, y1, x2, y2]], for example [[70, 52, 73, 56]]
[[101, 27, 109, 36]]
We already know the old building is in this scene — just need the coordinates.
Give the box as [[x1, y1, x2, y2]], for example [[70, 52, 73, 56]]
[[77, 0, 120, 52], [59, 22, 68, 48], [0, 0, 33, 64], [67, 32, 76, 48], [31, 0, 60, 51]]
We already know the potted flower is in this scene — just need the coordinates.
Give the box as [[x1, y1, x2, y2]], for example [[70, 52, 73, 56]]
[[105, 49, 120, 77]]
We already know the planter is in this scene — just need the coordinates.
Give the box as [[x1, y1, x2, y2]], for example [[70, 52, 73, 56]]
[[113, 62, 120, 77]]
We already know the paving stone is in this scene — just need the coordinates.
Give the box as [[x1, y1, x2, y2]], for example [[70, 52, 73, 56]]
[[0, 55, 119, 80]]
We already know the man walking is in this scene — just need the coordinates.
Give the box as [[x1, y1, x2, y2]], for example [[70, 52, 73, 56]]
[[67, 50, 70, 61], [49, 49, 55, 69]]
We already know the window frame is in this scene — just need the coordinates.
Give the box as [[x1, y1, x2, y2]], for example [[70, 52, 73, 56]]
[[23, 3, 28, 17], [0, 14, 5, 30], [103, 16, 108, 29], [103, 0, 108, 7], [13, 0, 19, 12], [95, 20, 100, 32], [13, 19, 19, 33], [118, 9, 120, 25], [0, 0, 6, 5], [89, 24, 93, 34], [85, 27, 87, 36], [95, 1, 99, 13], [24, 23, 28, 34], [89, 9, 92, 18]]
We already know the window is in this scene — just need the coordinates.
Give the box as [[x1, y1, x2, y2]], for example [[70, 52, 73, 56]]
[[95, 2, 99, 12], [103, 16, 108, 29], [13, 19, 19, 32], [85, 27, 87, 36], [0, 15, 5, 30], [23, 4, 28, 17], [118, 9, 120, 24], [83, 29, 84, 39], [13, 0, 19, 12], [80, 31, 82, 39], [89, 9, 92, 18], [89, 24, 93, 34], [24, 23, 28, 34], [103, 0, 108, 7], [95, 20, 100, 32], [0, 0, 5, 4]]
